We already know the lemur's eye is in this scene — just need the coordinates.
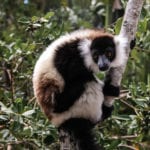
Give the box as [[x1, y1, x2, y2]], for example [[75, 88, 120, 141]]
[[105, 47, 114, 59], [92, 50, 99, 62], [93, 55, 99, 62], [105, 51, 113, 58]]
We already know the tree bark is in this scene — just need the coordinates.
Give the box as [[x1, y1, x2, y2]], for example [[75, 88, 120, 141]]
[[59, 129, 79, 150]]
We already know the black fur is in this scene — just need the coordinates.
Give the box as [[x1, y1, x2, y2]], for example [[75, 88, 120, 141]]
[[103, 83, 120, 97], [103, 74, 120, 97], [54, 40, 95, 112], [130, 38, 136, 49], [90, 36, 116, 62], [102, 104, 114, 120], [59, 118, 102, 150], [102, 69, 119, 120]]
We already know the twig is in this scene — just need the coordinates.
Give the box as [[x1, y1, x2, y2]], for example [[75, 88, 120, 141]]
[[118, 144, 137, 150], [120, 99, 136, 110], [109, 135, 138, 140], [0, 140, 39, 150], [28, 96, 36, 103], [10, 68, 15, 102], [135, 47, 150, 54], [120, 99, 139, 116]]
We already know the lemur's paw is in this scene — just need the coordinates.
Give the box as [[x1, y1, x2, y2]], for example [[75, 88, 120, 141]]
[[103, 83, 120, 97]]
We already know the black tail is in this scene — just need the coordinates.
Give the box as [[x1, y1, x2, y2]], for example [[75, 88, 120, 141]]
[[59, 118, 102, 150]]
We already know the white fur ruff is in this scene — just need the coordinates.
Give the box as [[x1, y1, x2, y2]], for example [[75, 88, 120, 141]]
[[111, 35, 128, 67], [78, 39, 99, 73]]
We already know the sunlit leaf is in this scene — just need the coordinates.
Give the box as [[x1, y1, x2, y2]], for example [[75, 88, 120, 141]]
[[22, 110, 35, 117], [44, 12, 55, 19], [0, 102, 13, 114]]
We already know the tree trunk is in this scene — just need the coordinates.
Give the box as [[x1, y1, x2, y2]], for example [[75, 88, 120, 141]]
[[59, 129, 79, 150], [105, 0, 144, 104]]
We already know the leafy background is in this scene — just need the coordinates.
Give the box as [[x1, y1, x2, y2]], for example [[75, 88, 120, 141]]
[[0, 0, 149, 149]]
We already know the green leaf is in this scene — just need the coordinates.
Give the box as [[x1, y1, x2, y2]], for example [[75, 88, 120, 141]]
[[0, 102, 13, 114], [22, 110, 35, 117], [0, 115, 9, 122], [31, 16, 39, 22], [112, 115, 130, 121], [23, 126, 32, 136], [15, 98, 23, 103], [44, 12, 54, 19], [32, 23, 42, 28], [10, 120, 23, 133], [39, 17, 48, 23], [114, 18, 123, 34], [133, 98, 148, 107], [27, 43, 36, 51], [109, 140, 120, 149], [18, 17, 30, 24], [138, 18, 147, 32], [131, 49, 139, 62]]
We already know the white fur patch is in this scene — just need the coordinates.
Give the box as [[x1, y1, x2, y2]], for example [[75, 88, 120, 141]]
[[51, 81, 104, 127], [48, 29, 100, 52], [78, 39, 99, 73], [33, 44, 65, 99], [103, 96, 115, 107], [110, 35, 128, 67]]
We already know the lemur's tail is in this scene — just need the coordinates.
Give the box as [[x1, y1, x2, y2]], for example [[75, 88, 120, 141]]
[[59, 118, 102, 150]]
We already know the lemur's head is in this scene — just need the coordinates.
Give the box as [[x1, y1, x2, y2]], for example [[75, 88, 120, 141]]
[[90, 35, 128, 71]]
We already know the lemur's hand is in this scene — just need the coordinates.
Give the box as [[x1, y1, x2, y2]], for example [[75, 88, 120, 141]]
[[130, 38, 136, 50], [102, 104, 114, 120], [102, 82, 119, 121], [103, 81, 120, 97]]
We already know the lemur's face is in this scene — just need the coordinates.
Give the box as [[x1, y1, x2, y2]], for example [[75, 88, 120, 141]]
[[90, 36, 116, 71]]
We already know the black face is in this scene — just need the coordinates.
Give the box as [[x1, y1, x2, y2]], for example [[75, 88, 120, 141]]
[[90, 36, 116, 71]]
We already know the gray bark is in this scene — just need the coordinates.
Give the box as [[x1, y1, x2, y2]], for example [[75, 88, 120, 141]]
[[105, 0, 144, 104], [59, 129, 79, 150]]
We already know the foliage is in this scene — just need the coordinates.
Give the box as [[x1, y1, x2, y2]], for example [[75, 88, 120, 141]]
[[0, 0, 149, 149], [97, 81, 150, 150]]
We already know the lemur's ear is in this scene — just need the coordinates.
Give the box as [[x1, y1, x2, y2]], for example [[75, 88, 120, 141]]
[[130, 38, 136, 49]]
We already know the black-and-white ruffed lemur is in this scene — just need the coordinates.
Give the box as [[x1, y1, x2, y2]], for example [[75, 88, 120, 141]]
[[33, 29, 135, 150]]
